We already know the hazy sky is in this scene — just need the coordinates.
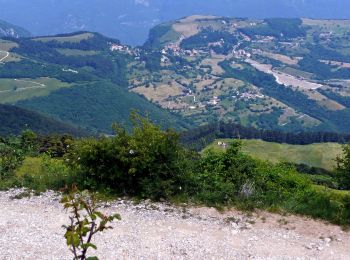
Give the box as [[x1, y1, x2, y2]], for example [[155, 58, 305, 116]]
[[0, 0, 349, 45]]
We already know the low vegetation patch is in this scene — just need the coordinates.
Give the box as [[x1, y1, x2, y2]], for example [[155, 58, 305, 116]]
[[1, 114, 350, 226]]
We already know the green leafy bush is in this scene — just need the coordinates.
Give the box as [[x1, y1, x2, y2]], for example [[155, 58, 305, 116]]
[[336, 143, 350, 190], [67, 113, 194, 199], [0, 137, 25, 180], [190, 141, 256, 206]]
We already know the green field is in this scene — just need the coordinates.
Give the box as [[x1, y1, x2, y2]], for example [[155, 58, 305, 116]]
[[0, 77, 72, 103], [0, 39, 19, 51], [206, 139, 343, 170]]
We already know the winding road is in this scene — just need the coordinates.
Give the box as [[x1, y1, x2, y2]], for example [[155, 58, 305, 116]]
[[0, 50, 9, 63], [0, 79, 47, 93]]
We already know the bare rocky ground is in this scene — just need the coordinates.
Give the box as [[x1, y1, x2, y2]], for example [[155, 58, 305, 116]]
[[0, 189, 349, 260]]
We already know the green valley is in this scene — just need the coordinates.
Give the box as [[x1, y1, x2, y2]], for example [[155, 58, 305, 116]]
[[2, 17, 350, 134]]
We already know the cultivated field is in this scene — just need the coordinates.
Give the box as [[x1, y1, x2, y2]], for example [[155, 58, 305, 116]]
[[200, 55, 226, 75], [0, 39, 18, 51], [260, 51, 299, 65]]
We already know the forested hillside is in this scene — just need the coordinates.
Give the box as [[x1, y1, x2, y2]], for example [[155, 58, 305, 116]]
[[0, 104, 84, 136], [0, 31, 191, 133]]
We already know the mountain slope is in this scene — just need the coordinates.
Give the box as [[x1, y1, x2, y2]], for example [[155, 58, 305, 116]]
[[0, 19, 31, 38], [0, 104, 84, 136], [130, 16, 350, 133], [0, 32, 192, 133], [16, 81, 191, 133], [3, 20, 350, 133]]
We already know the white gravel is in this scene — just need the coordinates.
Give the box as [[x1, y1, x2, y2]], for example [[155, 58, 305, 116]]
[[0, 189, 349, 260]]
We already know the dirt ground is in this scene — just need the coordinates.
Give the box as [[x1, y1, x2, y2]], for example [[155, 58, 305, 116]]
[[0, 190, 349, 260]]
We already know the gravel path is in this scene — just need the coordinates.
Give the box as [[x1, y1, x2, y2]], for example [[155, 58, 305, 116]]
[[0, 189, 349, 260]]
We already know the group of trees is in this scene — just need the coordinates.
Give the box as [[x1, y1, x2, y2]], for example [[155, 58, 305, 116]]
[[180, 121, 350, 151], [239, 18, 307, 39], [0, 104, 84, 136], [298, 56, 350, 80], [16, 82, 192, 133], [143, 24, 174, 49], [180, 29, 238, 54], [0, 130, 39, 180], [9, 37, 128, 85]]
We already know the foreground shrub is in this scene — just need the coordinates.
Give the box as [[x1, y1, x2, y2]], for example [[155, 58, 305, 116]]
[[190, 141, 257, 206], [0, 137, 25, 180], [336, 143, 350, 190], [291, 187, 350, 225], [61, 186, 121, 260], [67, 113, 195, 199], [3, 117, 348, 226]]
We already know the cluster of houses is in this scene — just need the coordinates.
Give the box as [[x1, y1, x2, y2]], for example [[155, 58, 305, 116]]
[[208, 96, 221, 106], [208, 39, 225, 48], [62, 68, 78, 74], [217, 141, 228, 149], [319, 31, 333, 40], [253, 35, 275, 43], [109, 43, 135, 55], [232, 91, 265, 101], [233, 49, 251, 59], [161, 43, 199, 57]]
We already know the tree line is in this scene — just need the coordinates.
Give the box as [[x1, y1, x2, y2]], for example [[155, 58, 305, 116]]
[[181, 121, 350, 151]]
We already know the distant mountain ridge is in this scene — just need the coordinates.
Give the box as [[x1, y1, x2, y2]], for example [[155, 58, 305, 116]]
[[0, 20, 31, 38], [0, 0, 349, 45]]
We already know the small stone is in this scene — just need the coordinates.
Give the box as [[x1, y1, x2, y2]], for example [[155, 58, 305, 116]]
[[324, 237, 331, 243]]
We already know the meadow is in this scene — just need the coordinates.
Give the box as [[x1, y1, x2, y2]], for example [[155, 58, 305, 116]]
[[206, 139, 342, 170], [0, 77, 72, 103]]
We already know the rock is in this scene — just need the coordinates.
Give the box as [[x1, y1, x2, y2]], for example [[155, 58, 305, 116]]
[[324, 237, 331, 243]]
